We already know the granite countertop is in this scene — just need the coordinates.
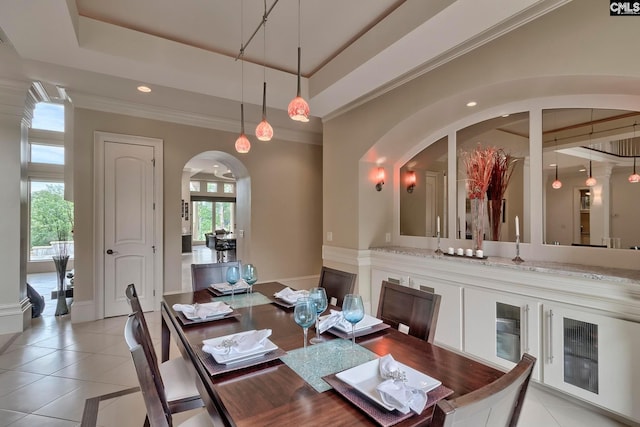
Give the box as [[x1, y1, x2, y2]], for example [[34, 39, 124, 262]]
[[370, 246, 640, 285]]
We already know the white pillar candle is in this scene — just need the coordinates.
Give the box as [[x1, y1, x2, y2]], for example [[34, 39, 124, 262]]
[[437, 216, 440, 234], [515, 216, 520, 237]]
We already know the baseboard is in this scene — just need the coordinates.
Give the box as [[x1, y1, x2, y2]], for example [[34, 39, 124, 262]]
[[0, 297, 31, 334], [71, 299, 97, 323]]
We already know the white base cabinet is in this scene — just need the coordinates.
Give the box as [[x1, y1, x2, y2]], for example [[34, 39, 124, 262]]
[[464, 288, 541, 380], [543, 303, 640, 421]]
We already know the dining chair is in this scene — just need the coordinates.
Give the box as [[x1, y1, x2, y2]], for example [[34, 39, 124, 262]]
[[124, 314, 218, 427], [318, 266, 356, 307], [190, 261, 241, 291], [431, 353, 537, 427], [376, 280, 441, 343], [125, 284, 204, 424]]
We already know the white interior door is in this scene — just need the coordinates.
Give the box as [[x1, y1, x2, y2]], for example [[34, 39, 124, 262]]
[[103, 139, 157, 317]]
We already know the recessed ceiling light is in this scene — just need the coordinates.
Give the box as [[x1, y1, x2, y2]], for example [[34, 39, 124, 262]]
[[213, 164, 219, 168], [137, 85, 151, 93], [579, 168, 586, 172], [549, 163, 557, 167], [466, 101, 477, 107], [502, 114, 510, 117]]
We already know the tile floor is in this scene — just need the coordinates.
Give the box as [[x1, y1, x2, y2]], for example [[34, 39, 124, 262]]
[[0, 246, 632, 427]]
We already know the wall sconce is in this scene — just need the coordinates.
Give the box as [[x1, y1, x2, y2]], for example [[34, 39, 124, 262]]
[[406, 170, 416, 193], [375, 167, 385, 191]]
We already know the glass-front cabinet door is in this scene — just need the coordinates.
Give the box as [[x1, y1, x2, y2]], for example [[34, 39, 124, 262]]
[[464, 288, 541, 380], [543, 303, 640, 421]]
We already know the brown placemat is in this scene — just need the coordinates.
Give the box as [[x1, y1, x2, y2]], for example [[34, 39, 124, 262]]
[[325, 322, 391, 339], [194, 344, 286, 376], [323, 374, 453, 427], [176, 310, 241, 326], [270, 297, 296, 309]]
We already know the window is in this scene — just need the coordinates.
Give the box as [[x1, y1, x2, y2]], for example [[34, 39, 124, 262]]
[[29, 180, 74, 261], [190, 181, 200, 192], [31, 102, 64, 132], [223, 183, 235, 193], [206, 182, 218, 193], [30, 143, 64, 165], [191, 200, 235, 242]]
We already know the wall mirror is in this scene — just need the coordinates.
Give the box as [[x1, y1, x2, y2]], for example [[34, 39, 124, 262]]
[[456, 112, 529, 243], [400, 136, 448, 237], [542, 108, 640, 249]]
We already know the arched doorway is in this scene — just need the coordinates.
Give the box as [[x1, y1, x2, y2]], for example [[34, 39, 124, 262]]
[[181, 151, 251, 283]]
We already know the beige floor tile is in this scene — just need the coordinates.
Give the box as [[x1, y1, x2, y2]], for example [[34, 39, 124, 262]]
[[98, 340, 131, 358], [0, 409, 28, 426], [14, 350, 91, 375], [0, 345, 57, 370], [50, 353, 130, 382], [3, 413, 79, 427], [0, 375, 82, 413], [59, 332, 126, 353], [545, 404, 631, 427], [91, 359, 139, 387], [34, 381, 129, 422], [95, 392, 150, 427], [0, 370, 45, 397]]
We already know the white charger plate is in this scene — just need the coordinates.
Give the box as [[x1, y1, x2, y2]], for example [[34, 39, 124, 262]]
[[182, 302, 233, 320], [335, 358, 441, 411], [203, 330, 278, 364], [332, 313, 383, 333]]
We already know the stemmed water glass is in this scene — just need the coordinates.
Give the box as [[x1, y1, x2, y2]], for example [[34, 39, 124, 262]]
[[308, 287, 328, 344], [342, 294, 365, 348], [242, 264, 258, 294], [293, 297, 317, 352], [225, 266, 240, 302]]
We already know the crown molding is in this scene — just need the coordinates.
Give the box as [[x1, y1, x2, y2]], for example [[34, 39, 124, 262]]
[[69, 91, 322, 145]]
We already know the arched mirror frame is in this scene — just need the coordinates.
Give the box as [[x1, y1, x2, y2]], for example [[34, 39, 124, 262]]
[[394, 94, 640, 261]]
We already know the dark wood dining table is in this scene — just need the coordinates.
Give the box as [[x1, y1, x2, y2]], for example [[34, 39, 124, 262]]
[[161, 282, 503, 427]]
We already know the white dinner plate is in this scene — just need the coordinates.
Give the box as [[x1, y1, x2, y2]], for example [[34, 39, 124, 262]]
[[203, 331, 278, 364], [332, 313, 383, 333], [210, 281, 250, 294], [335, 358, 441, 411]]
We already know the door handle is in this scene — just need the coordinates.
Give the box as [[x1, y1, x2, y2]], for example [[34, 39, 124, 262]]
[[106, 249, 117, 255]]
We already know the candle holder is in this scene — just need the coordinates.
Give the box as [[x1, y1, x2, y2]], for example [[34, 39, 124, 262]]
[[434, 231, 443, 255], [512, 235, 524, 264]]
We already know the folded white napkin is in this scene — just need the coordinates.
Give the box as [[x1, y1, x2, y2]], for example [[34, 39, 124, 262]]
[[202, 329, 272, 355], [273, 287, 308, 304], [172, 302, 230, 320], [211, 281, 249, 291], [376, 354, 427, 415], [318, 309, 352, 333]]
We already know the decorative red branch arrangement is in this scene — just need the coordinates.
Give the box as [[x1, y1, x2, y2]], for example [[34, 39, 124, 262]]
[[487, 149, 517, 242]]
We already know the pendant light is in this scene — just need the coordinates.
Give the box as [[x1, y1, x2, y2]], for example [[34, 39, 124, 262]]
[[585, 109, 596, 187], [235, 1, 250, 153], [255, 0, 273, 141], [552, 164, 562, 189], [629, 123, 639, 183], [552, 138, 562, 189], [288, 0, 309, 122]]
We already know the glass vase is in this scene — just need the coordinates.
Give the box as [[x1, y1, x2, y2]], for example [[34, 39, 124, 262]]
[[53, 255, 70, 316], [471, 198, 486, 251]]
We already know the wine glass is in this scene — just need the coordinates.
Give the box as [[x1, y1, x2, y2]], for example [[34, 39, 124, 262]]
[[342, 294, 365, 348], [308, 287, 328, 344], [225, 266, 240, 301], [242, 264, 258, 294], [293, 297, 317, 352]]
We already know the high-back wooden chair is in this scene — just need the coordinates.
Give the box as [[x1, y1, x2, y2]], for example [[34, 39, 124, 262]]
[[376, 280, 441, 343], [124, 315, 217, 427], [431, 353, 536, 427], [318, 266, 356, 307], [190, 261, 241, 291], [125, 284, 204, 423]]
